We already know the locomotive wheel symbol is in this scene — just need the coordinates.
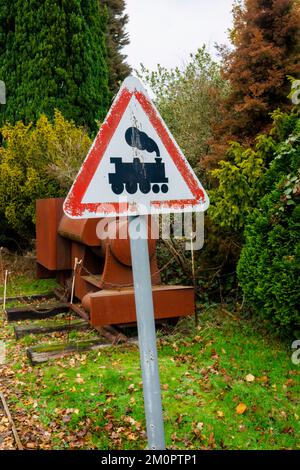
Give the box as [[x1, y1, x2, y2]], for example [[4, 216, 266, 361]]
[[111, 183, 124, 195], [126, 182, 138, 194], [139, 180, 151, 194], [152, 184, 169, 194], [108, 128, 169, 197]]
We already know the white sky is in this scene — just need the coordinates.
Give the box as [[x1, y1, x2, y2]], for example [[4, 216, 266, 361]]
[[124, 0, 234, 72]]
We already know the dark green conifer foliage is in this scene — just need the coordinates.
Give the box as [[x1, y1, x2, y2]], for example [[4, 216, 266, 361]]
[[0, 0, 17, 124], [101, 0, 131, 95], [0, 0, 109, 132]]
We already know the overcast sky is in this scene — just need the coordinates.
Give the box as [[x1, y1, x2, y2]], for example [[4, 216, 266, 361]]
[[124, 0, 234, 72]]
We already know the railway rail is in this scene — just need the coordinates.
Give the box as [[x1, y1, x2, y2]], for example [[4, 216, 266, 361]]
[[2, 288, 138, 366]]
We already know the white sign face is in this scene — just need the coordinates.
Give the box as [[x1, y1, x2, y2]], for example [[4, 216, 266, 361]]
[[63, 76, 209, 219]]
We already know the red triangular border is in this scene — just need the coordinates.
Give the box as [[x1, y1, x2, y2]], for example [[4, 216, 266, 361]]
[[64, 81, 208, 218]]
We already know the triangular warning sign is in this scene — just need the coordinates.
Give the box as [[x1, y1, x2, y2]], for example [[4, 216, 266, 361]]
[[64, 76, 209, 218]]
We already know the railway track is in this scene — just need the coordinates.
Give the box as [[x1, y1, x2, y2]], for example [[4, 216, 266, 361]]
[[0, 287, 175, 450], [0, 288, 139, 450], [2, 289, 138, 366]]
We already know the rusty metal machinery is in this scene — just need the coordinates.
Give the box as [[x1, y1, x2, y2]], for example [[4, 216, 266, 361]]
[[36, 198, 194, 327]]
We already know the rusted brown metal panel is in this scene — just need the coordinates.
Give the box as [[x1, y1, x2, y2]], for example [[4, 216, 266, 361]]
[[84, 286, 195, 326], [58, 216, 101, 247], [99, 243, 160, 289], [36, 262, 56, 280], [102, 218, 156, 267], [36, 197, 194, 327], [36, 198, 71, 271]]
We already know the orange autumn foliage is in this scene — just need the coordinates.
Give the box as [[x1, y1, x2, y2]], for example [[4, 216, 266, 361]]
[[204, 0, 300, 170]]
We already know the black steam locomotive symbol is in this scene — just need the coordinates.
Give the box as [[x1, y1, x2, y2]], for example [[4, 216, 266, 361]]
[[108, 127, 169, 195]]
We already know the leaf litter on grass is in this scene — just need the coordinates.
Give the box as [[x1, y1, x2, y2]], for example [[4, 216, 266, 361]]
[[0, 278, 299, 449]]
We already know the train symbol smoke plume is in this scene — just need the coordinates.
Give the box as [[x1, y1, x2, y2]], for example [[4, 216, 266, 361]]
[[125, 127, 160, 157]]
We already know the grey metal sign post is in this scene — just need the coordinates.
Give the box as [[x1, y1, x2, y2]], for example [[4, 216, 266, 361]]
[[63, 76, 210, 451], [129, 215, 165, 450]]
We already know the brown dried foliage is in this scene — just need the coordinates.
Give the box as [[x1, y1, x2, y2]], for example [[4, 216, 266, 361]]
[[204, 0, 300, 170]]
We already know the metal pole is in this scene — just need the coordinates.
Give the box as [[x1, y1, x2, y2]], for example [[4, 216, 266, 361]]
[[3, 269, 8, 312], [129, 215, 165, 450], [70, 257, 78, 305]]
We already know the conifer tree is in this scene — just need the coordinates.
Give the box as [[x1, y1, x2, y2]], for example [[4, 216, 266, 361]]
[[101, 0, 131, 95], [0, 0, 109, 132], [0, 0, 17, 124], [220, 0, 300, 143]]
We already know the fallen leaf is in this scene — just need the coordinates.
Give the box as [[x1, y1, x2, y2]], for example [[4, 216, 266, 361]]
[[26, 443, 36, 449], [285, 378, 295, 387], [124, 416, 137, 426], [257, 375, 268, 383], [217, 410, 224, 418], [281, 426, 294, 435], [208, 432, 216, 447], [211, 349, 219, 359], [245, 374, 255, 382], [127, 432, 138, 441], [75, 377, 84, 384], [236, 403, 247, 415]]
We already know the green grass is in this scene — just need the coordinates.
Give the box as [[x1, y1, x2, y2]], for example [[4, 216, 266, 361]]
[[0, 275, 57, 300], [1, 277, 300, 450]]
